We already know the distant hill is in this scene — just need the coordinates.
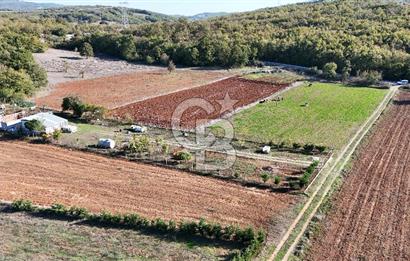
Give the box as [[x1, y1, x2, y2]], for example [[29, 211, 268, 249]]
[[27, 6, 176, 24], [188, 12, 230, 20], [0, 0, 62, 11]]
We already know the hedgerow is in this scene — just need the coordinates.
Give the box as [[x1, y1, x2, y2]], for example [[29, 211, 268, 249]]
[[299, 160, 320, 187], [9, 200, 266, 260]]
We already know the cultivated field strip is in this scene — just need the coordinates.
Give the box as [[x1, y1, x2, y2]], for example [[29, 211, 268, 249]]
[[0, 141, 299, 228], [307, 91, 410, 260], [111, 77, 288, 129], [35, 69, 231, 110]]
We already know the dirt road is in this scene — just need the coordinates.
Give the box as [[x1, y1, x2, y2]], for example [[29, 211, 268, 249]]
[[0, 141, 298, 228], [306, 91, 410, 260]]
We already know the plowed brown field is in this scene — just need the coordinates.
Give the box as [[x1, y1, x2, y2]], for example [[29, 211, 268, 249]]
[[110, 77, 288, 129], [0, 141, 299, 228], [34, 69, 231, 110], [306, 91, 410, 260]]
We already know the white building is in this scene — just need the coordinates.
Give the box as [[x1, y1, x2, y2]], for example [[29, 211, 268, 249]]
[[1, 112, 69, 134]]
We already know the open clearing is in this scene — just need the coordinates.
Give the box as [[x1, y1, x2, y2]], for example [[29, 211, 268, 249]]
[[35, 68, 232, 110], [111, 77, 288, 129], [223, 83, 387, 149], [0, 141, 299, 229], [306, 91, 410, 261], [33, 48, 158, 86], [0, 206, 237, 260]]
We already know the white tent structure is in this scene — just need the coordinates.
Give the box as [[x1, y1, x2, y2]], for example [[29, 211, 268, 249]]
[[1, 112, 69, 134]]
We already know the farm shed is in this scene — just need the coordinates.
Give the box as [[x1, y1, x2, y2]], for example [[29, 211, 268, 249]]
[[1, 112, 69, 134]]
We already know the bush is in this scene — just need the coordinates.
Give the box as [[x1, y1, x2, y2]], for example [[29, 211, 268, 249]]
[[274, 176, 281, 185], [350, 70, 382, 86], [11, 199, 36, 212], [292, 143, 302, 150], [24, 119, 45, 133], [260, 172, 271, 183], [62, 96, 106, 119], [303, 144, 315, 154], [79, 42, 94, 58], [323, 62, 338, 80], [316, 145, 326, 153], [160, 53, 169, 65], [173, 150, 192, 161]]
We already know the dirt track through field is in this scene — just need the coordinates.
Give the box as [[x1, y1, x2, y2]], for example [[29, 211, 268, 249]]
[[0, 141, 298, 228], [306, 91, 410, 260]]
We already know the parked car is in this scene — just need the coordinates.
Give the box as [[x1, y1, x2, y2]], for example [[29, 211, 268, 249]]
[[397, 80, 409, 85]]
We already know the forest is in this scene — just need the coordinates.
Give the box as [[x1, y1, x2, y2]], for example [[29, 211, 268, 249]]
[[1, 0, 410, 102], [0, 23, 47, 102], [62, 0, 410, 80]]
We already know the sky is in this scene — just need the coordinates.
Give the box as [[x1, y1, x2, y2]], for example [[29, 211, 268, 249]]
[[29, 0, 308, 15]]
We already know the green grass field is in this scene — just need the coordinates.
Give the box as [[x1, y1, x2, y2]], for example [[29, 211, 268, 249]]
[[220, 83, 387, 149]]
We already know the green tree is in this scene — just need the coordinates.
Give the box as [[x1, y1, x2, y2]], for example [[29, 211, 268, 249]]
[[24, 119, 45, 133], [323, 62, 338, 80], [80, 42, 94, 58]]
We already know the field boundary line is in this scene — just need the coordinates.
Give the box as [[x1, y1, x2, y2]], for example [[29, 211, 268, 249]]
[[268, 86, 397, 261]]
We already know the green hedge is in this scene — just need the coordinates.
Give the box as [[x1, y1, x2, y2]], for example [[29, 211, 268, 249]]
[[9, 200, 266, 260], [299, 160, 320, 187]]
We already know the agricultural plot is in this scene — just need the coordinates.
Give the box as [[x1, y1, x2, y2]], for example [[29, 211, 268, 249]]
[[0, 141, 300, 229], [110, 77, 289, 129], [34, 69, 232, 110], [0, 207, 238, 260], [222, 83, 387, 149], [306, 91, 410, 261]]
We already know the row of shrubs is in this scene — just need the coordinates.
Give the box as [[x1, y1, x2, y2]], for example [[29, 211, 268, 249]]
[[299, 160, 320, 187], [10, 200, 265, 260], [266, 141, 327, 155]]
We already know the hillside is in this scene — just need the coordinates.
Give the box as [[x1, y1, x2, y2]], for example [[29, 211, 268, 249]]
[[30, 6, 175, 24], [67, 0, 409, 80], [0, 0, 62, 11]]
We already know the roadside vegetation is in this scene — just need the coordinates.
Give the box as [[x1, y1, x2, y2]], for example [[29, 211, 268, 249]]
[[221, 82, 387, 149]]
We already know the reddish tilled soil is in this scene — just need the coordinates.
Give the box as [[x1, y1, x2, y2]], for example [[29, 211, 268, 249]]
[[306, 91, 410, 260], [111, 77, 288, 129], [34, 69, 231, 110], [0, 141, 299, 228]]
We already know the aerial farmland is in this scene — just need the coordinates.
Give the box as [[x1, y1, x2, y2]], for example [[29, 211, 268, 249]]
[[1, 1, 410, 260]]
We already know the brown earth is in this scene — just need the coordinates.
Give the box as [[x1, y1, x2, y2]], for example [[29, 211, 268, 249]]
[[0, 141, 299, 228], [306, 91, 410, 261], [111, 77, 288, 129], [34, 69, 232, 110]]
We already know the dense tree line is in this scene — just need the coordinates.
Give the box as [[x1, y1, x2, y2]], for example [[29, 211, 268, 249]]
[[0, 26, 47, 102], [62, 0, 410, 80]]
